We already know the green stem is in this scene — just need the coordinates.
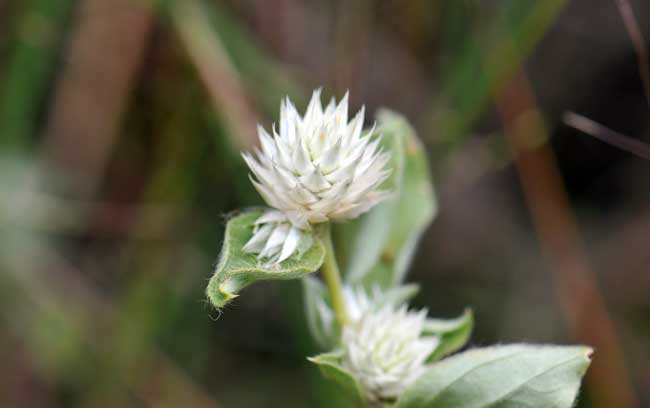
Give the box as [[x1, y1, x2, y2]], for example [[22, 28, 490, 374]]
[[321, 223, 349, 328]]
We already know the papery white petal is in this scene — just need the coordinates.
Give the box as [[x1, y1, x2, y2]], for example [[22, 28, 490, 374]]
[[292, 140, 314, 174], [254, 210, 288, 225], [260, 223, 289, 258], [317, 138, 342, 173], [284, 210, 311, 230], [243, 210, 312, 265], [258, 125, 277, 159], [304, 88, 323, 124], [300, 166, 331, 192], [278, 226, 301, 263], [288, 184, 319, 205], [334, 91, 349, 126], [242, 224, 273, 253]]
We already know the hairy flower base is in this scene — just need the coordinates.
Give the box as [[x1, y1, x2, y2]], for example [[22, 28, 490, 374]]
[[342, 305, 438, 402], [242, 210, 313, 264], [243, 89, 391, 230]]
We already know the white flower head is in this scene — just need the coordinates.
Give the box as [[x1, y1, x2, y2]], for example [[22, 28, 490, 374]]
[[242, 210, 313, 264], [243, 89, 391, 230], [342, 303, 438, 403]]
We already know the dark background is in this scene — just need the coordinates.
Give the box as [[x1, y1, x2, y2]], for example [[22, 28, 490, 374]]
[[1, 0, 649, 407]]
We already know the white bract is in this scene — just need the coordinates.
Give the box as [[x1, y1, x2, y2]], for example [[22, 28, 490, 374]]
[[242, 210, 312, 264], [342, 303, 439, 402], [316, 286, 385, 334], [242, 89, 391, 230]]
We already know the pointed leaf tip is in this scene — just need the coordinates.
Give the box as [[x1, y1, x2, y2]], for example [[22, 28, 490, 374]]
[[396, 344, 593, 408]]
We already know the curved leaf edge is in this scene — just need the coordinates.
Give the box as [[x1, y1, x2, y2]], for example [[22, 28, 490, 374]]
[[206, 211, 326, 308]]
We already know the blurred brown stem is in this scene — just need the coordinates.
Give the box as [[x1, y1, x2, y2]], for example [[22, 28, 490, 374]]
[[494, 70, 638, 408], [41, 0, 155, 197]]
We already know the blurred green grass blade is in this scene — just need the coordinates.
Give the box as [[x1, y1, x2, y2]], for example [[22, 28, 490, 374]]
[[436, 0, 566, 152], [200, 1, 304, 112], [0, 0, 74, 151], [162, 0, 303, 116]]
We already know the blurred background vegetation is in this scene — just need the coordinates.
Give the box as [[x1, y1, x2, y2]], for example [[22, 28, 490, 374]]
[[1, 0, 649, 407]]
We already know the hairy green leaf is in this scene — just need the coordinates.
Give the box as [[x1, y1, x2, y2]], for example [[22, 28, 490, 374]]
[[206, 211, 325, 308], [396, 344, 592, 408]]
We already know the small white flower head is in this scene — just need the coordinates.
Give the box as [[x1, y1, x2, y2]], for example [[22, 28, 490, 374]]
[[242, 89, 391, 230], [242, 210, 313, 264], [313, 285, 419, 347], [344, 286, 388, 321], [342, 304, 438, 403]]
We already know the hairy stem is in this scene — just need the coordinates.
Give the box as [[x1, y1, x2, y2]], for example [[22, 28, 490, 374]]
[[321, 223, 349, 328]]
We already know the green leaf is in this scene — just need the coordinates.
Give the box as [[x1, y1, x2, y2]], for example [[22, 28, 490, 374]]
[[206, 211, 325, 308], [425, 309, 473, 361], [396, 344, 592, 408], [0, 0, 75, 151], [302, 276, 336, 350], [342, 110, 437, 288], [308, 351, 366, 407]]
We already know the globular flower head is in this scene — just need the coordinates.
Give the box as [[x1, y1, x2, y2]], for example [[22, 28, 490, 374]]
[[341, 303, 438, 403], [242, 210, 313, 264], [243, 89, 391, 230]]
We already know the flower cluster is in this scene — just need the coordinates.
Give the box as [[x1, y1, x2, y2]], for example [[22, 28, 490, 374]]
[[312, 286, 438, 402], [239, 89, 438, 401], [342, 302, 438, 402], [242, 89, 391, 263]]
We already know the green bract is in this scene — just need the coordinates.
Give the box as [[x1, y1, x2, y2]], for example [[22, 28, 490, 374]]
[[206, 211, 325, 308], [396, 344, 592, 408]]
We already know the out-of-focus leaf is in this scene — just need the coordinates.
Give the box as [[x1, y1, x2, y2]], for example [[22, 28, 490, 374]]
[[435, 0, 567, 153], [380, 283, 420, 307], [0, 0, 74, 150], [206, 212, 325, 308], [396, 344, 592, 408], [308, 351, 365, 407], [342, 110, 436, 288], [195, 0, 303, 115], [424, 309, 473, 361], [302, 276, 336, 350]]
